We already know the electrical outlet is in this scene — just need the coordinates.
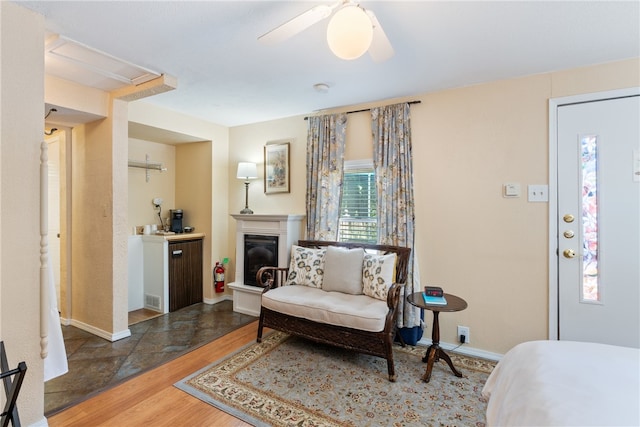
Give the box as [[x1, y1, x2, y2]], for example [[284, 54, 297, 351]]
[[457, 326, 470, 344], [528, 184, 548, 202]]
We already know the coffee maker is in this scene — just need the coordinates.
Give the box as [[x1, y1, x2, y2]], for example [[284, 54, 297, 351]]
[[170, 209, 183, 233]]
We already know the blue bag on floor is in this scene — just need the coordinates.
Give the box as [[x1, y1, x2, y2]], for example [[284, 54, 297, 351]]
[[395, 309, 424, 345]]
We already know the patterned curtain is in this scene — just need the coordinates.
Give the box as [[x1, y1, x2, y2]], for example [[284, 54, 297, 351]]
[[306, 113, 347, 240], [371, 103, 422, 331]]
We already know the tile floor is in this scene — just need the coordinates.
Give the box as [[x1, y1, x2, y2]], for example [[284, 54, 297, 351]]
[[44, 300, 256, 415]]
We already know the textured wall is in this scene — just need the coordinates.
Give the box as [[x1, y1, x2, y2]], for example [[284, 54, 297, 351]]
[[127, 138, 176, 231], [70, 101, 130, 338], [175, 141, 212, 298], [227, 58, 640, 355], [0, 2, 46, 424], [128, 101, 229, 298]]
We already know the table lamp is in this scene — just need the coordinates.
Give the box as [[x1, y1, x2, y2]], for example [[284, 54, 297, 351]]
[[237, 162, 258, 214]]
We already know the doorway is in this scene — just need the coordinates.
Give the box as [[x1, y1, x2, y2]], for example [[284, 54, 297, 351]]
[[549, 88, 640, 347], [47, 134, 61, 309], [46, 129, 71, 321]]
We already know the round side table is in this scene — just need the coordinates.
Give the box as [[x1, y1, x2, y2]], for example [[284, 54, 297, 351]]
[[407, 292, 468, 382]]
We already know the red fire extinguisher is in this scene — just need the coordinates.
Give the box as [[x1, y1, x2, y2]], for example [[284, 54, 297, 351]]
[[214, 261, 225, 293]]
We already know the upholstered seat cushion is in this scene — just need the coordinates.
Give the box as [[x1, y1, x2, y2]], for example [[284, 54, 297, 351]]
[[262, 285, 388, 332]]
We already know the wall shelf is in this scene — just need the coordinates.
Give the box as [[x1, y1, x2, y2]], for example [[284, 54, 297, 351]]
[[128, 154, 166, 182]]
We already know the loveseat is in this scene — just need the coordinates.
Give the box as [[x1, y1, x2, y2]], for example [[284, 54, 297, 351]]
[[256, 240, 411, 381]]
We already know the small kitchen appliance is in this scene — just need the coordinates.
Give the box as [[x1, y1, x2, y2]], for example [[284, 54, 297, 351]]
[[170, 209, 183, 233]]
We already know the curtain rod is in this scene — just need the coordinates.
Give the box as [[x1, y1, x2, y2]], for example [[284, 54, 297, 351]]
[[304, 100, 421, 120]]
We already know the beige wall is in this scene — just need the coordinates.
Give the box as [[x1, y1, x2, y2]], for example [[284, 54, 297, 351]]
[[70, 97, 129, 337], [110, 98, 129, 336], [228, 58, 640, 355], [414, 76, 551, 353], [1, 2, 637, 420], [228, 116, 308, 216], [128, 102, 229, 299], [227, 116, 308, 280], [128, 138, 176, 230], [175, 141, 214, 298], [551, 59, 640, 97], [127, 136, 215, 299], [45, 75, 109, 118], [0, 2, 45, 424], [58, 130, 71, 320]]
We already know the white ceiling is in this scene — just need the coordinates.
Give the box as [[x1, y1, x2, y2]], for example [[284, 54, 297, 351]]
[[18, 1, 640, 128]]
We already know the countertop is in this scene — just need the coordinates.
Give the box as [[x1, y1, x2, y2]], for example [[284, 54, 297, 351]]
[[138, 232, 205, 242]]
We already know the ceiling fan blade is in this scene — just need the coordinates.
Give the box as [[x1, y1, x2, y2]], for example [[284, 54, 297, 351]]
[[366, 10, 394, 62], [259, 3, 338, 45]]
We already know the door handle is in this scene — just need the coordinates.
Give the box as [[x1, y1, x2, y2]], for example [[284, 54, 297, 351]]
[[172, 250, 183, 257], [563, 249, 576, 259]]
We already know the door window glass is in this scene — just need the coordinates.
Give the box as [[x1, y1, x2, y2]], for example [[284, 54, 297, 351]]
[[581, 135, 599, 302]]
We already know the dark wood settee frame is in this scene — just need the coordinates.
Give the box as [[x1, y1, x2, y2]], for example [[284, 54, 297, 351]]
[[256, 240, 412, 382]]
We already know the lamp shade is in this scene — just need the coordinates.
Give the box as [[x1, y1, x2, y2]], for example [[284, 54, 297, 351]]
[[237, 162, 258, 180], [326, 4, 373, 60]]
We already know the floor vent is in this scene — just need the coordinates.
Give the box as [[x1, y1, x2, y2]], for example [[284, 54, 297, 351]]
[[144, 294, 161, 311]]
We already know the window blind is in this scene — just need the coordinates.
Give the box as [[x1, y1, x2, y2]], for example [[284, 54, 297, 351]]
[[339, 166, 377, 243]]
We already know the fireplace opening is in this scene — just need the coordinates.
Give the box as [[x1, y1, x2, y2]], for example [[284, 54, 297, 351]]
[[244, 234, 279, 286]]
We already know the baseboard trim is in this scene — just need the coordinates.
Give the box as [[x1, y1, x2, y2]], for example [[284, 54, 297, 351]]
[[30, 415, 48, 427], [69, 319, 131, 342], [416, 338, 503, 362], [203, 294, 233, 305]]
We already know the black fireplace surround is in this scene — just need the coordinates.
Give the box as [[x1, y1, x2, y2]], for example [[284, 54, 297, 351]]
[[243, 234, 278, 287]]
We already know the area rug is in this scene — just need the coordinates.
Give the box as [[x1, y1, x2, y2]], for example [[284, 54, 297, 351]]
[[175, 331, 496, 427]]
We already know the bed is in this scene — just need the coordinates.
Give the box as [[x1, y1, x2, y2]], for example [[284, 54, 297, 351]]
[[481, 340, 640, 426]]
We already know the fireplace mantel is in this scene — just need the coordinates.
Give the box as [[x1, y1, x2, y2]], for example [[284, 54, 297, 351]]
[[229, 214, 304, 316], [231, 213, 305, 224]]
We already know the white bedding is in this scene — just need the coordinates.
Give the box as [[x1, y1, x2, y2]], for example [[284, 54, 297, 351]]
[[482, 340, 640, 426]]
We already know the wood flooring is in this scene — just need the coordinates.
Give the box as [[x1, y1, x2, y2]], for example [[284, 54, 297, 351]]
[[47, 321, 261, 427]]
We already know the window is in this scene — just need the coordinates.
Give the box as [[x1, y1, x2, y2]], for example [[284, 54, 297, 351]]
[[338, 160, 377, 243]]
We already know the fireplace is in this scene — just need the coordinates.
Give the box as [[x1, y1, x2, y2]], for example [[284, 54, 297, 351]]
[[229, 214, 304, 316], [243, 234, 278, 287]]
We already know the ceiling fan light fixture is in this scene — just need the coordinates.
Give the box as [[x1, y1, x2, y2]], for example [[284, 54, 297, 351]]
[[313, 83, 330, 93], [326, 4, 373, 60]]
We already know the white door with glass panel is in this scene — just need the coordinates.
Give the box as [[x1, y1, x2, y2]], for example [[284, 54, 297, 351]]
[[557, 95, 639, 348]]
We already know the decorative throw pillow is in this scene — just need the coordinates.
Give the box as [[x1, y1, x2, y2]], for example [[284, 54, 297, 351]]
[[362, 253, 397, 301], [284, 245, 326, 288], [322, 246, 366, 294]]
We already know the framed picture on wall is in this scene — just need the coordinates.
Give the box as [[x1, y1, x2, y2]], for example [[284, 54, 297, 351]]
[[264, 141, 290, 194]]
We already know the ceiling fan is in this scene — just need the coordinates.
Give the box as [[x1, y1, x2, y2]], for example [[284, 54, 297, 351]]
[[258, 0, 394, 62]]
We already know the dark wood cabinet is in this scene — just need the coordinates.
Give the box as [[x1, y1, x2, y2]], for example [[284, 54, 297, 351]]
[[168, 238, 203, 312]]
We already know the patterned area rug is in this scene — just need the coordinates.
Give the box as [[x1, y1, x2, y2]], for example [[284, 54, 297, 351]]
[[175, 332, 496, 426]]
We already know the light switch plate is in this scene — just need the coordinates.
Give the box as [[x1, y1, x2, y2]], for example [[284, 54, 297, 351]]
[[503, 183, 521, 198], [528, 184, 549, 202]]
